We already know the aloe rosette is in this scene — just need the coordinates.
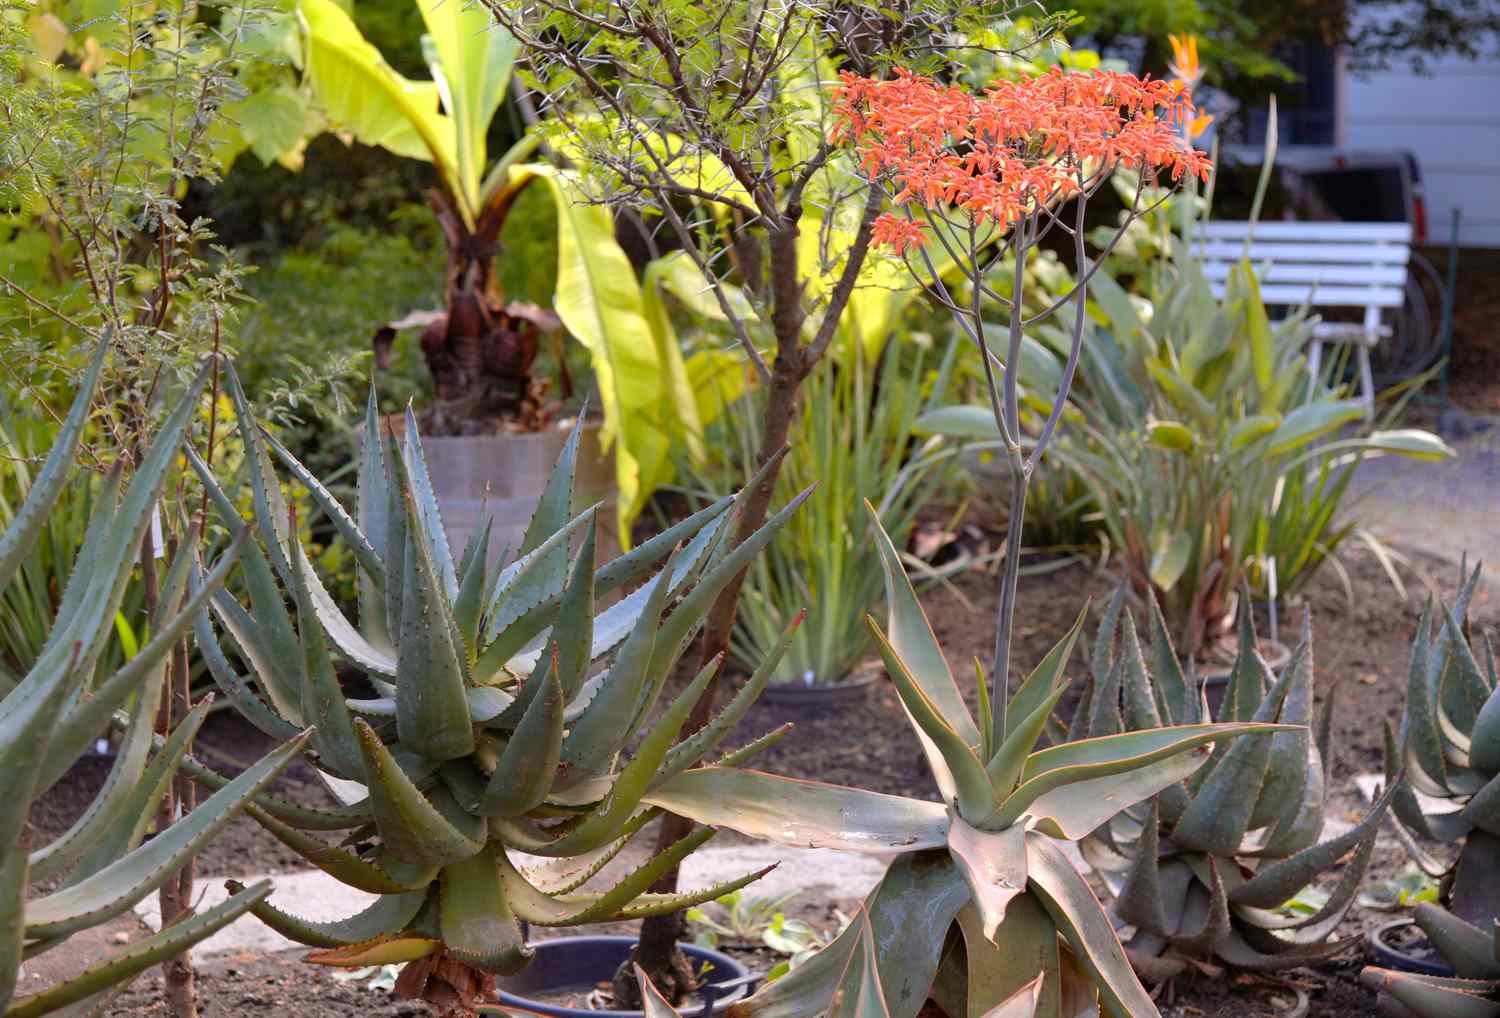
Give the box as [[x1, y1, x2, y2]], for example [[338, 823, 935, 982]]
[[1361, 564, 1500, 1017], [189, 366, 810, 1010], [632, 506, 1286, 1018], [3, 341, 303, 1018], [1074, 590, 1394, 977]]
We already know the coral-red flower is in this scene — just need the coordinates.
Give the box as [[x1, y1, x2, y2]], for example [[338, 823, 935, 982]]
[[834, 66, 1212, 249]]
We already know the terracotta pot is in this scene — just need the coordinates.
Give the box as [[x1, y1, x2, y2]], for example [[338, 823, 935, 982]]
[[368, 415, 618, 568]]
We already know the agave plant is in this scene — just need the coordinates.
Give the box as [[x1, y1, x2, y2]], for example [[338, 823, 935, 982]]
[[3, 341, 304, 1017], [623, 506, 1283, 1018], [1358, 564, 1500, 1017], [186, 364, 810, 1014], [1074, 589, 1395, 978]]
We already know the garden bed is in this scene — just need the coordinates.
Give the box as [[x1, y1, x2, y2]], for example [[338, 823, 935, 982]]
[[31, 539, 1482, 1018]]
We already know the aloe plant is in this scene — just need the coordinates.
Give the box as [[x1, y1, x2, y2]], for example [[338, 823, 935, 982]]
[[622, 506, 1285, 1018], [1361, 903, 1500, 1017], [3, 340, 303, 1017], [1359, 564, 1500, 1016], [1073, 589, 1394, 977], [186, 363, 812, 1014]]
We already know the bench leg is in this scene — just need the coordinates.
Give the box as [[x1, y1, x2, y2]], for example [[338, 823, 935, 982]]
[[1307, 340, 1323, 400], [1358, 345, 1376, 420]]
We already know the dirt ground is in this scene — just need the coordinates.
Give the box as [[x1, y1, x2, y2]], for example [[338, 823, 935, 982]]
[[30, 534, 1483, 1018]]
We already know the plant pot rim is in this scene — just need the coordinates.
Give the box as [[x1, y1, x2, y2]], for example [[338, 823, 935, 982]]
[[374, 410, 604, 440], [494, 935, 756, 1018], [760, 669, 882, 706], [1365, 917, 1457, 977], [1196, 637, 1293, 684]]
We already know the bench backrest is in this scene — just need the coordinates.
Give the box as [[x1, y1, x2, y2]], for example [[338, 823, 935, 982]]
[[1192, 221, 1411, 310]]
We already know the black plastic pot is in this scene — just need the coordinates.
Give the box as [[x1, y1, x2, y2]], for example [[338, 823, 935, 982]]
[[1197, 639, 1292, 718], [494, 936, 758, 1018], [1366, 918, 1456, 977], [760, 671, 880, 708]]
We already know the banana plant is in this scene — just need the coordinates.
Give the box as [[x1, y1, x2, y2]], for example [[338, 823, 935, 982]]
[[624, 504, 1288, 1018], [1074, 588, 1395, 978], [295, 0, 694, 536], [1359, 562, 1500, 1016], [186, 362, 812, 1015], [2, 339, 304, 1017]]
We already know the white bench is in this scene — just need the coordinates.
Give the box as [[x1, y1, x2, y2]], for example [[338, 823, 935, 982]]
[[1193, 220, 1413, 417]]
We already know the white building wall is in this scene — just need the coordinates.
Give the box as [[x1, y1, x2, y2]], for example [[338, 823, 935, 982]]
[[1341, 50, 1500, 248]]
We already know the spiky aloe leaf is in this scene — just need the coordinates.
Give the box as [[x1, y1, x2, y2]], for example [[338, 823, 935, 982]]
[[828, 910, 896, 1018], [646, 487, 815, 685], [1145, 589, 1193, 725], [3, 880, 273, 1018], [869, 502, 978, 800], [357, 385, 392, 651], [724, 851, 970, 1018], [549, 522, 596, 701], [287, 532, 365, 778], [869, 618, 995, 821], [557, 557, 675, 784], [946, 817, 1026, 941], [1415, 904, 1500, 981], [242, 804, 436, 893], [988, 659, 1076, 797], [0, 332, 106, 593], [654, 612, 804, 786], [25, 632, 167, 882], [482, 657, 563, 817], [644, 768, 949, 854], [69, 702, 212, 887], [307, 936, 442, 967], [1405, 599, 1451, 794], [1025, 833, 1159, 1018], [353, 720, 484, 867], [531, 654, 719, 856], [440, 847, 530, 974], [194, 589, 305, 741], [1006, 605, 1088, 743], [0, 612, 85, 1012], [261, 426, 383, 586], [23, 732, 310, 939], [1361, 968, 1500, 1018], [226, 879, 426, 949], [1246, 622, 1314, 833], [395, 484, 475, 762], [34, 538, 241, 794], [994, 723, 1290, 832], [3, 361, 210, 731], [1169, 672, 1295, 856], [497, 828, 732, 927]]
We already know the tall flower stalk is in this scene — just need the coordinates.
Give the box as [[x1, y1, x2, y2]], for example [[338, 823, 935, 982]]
[[833, 66, 1210, 731]]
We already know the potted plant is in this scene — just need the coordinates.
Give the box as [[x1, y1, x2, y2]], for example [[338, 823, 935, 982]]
[[1363, 562, 1500, 994], [292, 0, 705, 557]]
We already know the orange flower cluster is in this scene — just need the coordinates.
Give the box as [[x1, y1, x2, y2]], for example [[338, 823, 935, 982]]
[[834, 67, 1213, 252]]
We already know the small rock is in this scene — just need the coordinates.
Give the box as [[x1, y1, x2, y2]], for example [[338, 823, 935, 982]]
[[112, 932, 131, 944]]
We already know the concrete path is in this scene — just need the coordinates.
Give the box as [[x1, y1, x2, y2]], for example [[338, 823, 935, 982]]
[[134, 843, 894, 958], [1344, 423, 1500, 580]]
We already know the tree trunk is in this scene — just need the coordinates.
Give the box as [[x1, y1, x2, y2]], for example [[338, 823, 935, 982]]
[[623, 349, 808, 1005]]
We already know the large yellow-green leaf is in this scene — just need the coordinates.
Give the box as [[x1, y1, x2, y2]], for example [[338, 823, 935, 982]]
[[416, 0, 517, 215], [297, 0, 459, 198], [514, 164, 675, 541]]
